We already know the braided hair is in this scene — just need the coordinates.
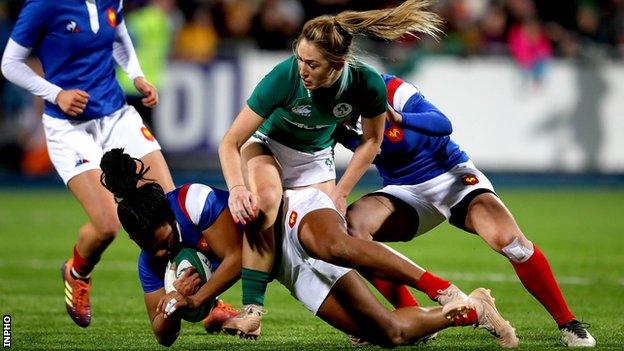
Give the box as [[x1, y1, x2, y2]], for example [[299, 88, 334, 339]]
[[100, 148, 173, 242]]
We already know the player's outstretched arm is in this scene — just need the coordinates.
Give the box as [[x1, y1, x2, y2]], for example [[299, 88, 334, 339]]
[[144, 288, 181, 347]]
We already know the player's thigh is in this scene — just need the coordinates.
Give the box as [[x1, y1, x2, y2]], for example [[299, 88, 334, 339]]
[[241, 141, 282, 208], [68, 169, 120, 235], [297, 209, 350, 259], [140, 150, 174, 193], [347, 193, 419, 242], [465, 192, 529, 251]]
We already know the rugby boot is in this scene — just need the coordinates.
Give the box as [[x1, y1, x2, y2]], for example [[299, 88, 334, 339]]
[[443, 288, 518, 348], [559, 320, 596, 347], [61, 259, 91, 327], [203, 299, 240, 333], [222, 304, 265, 339], [436, 284, 469, 306]]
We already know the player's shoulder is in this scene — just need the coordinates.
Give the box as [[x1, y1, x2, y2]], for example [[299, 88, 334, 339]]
[[21, 0, 54, 10], [350, 61, 382, 81]]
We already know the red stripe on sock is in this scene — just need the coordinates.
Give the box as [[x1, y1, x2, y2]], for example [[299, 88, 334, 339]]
[[415, 272, 451, 301], [511, 244, 575, 326], [370, 277, 419, 308]]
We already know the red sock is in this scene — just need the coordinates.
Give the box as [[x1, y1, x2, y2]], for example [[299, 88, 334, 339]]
[[415, 271, 451, 301], [451, 309, 478, 326], [511, 244, 575, 326], [370, 277, 419, 308], [72, 244, 96, 278]]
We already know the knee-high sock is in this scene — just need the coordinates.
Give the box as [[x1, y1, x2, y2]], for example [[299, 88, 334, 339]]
[[370, 277, 419, 308], [72, 244, 97, 278], [415, 271, 452, 301], [242, 268, 270, 306], [511, 244, 575, 326]]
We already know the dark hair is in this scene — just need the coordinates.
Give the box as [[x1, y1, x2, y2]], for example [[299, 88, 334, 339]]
[[100, 148, 173, 241]]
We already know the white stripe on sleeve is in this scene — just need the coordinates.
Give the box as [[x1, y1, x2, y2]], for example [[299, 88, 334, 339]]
[[184, 184, 212, 225], [113, 20, 144, 80], [392, 82, 419, 112]]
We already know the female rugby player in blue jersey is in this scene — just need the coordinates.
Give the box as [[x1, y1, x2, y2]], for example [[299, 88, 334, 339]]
[[218, 0, 452, 338], [100, 148, 517, 348], [338, 74, 595, 347], [1, 0, 174, 328]]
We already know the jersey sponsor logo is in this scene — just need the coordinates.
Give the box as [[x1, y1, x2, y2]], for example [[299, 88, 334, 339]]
[[66, 21, 80, 33], [141, 126, 155, 142], [283, 117, 331, 130], [384, 125, 404, 142], [288, 211, 298, 228], [106, 8, 117, 28], [291, 105, 312, 117], [333, 103, 352, 118], [461, 173, 479, 186]]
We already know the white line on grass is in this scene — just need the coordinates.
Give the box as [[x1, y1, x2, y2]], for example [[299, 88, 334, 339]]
[[1, 258, 621, 286]]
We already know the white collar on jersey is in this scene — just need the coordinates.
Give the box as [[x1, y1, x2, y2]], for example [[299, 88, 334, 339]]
[[305, 65, 350, 99]]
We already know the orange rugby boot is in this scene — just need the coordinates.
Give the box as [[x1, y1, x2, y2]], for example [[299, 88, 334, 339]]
[[61, 259, 92, 327]]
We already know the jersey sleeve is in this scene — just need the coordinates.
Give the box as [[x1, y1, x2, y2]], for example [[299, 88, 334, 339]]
[[180, 184, 229, 231], [246, 56, 295, 118], [10, 0, 49, 48], [137, 251, 164, 293], [358, 65, 388, 118], [386, 76, 452, 136]]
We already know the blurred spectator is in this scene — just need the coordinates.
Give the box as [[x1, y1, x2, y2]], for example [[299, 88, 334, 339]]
[[172, 4, 219, 63], [215, 0, 257, 38], [251, 0, 304, 50], [479, 3, 509, 55], [508, 17, 552, 86], [117, 0, 178, 129]]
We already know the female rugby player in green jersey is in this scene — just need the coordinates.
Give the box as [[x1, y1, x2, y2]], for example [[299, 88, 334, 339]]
[[219, 0, 459, 339]]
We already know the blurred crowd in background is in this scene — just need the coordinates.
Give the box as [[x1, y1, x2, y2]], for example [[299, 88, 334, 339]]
[[1, 0, 623, 176]]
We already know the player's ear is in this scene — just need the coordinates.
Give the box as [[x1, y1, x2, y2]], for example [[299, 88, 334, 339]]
[[332, 60, 345, 71]]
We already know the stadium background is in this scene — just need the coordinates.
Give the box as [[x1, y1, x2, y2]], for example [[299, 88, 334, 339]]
[[0, 0, 623, 349]]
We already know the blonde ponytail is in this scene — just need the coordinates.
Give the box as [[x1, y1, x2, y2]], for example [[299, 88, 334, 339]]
[[296, 0, 442, 65]]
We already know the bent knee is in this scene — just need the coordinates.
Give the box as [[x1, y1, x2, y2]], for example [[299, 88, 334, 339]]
[[255, 187, 282, 215], [500, 237, 534, 263], [91, 214, 121, 239]]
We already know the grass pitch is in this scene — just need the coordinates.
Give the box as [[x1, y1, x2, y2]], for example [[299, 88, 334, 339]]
[[0, 188, 623, 350]]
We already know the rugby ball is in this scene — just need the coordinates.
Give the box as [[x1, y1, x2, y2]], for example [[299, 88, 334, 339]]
[[164, 248, 217, 322]]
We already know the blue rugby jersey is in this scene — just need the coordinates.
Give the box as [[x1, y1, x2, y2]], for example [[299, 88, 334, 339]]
[[10, 0, 126, 120], [336, 74, 468, 186], [138, 184, 230, 293]]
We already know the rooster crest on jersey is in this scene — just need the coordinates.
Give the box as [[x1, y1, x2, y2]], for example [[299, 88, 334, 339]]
[[66, 21, 79, 33]]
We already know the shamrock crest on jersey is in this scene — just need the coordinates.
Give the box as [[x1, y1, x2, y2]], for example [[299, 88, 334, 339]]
[[333, 103, 353, 118]]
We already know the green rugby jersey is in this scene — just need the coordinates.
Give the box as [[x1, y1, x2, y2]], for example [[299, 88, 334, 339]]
[[247, 56, 387, 153]]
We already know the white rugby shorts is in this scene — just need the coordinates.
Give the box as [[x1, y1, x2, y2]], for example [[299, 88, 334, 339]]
[[43, 104, 161, 184], [275, 187, 351, 315], [249, 132, 335, 188], [375, 160, 495, 235]]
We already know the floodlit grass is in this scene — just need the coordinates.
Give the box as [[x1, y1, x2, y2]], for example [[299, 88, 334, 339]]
[[1, 188, 623, 350]]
